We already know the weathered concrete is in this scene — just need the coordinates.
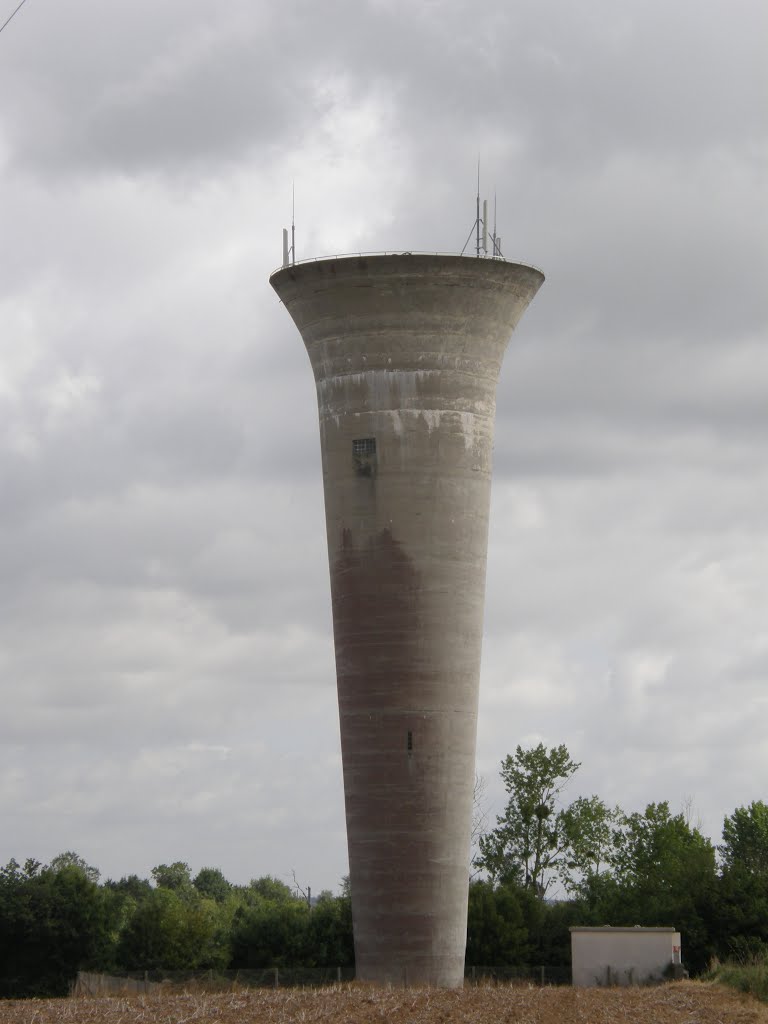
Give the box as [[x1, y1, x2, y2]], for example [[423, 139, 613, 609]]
[[270, 253, 544, 987]]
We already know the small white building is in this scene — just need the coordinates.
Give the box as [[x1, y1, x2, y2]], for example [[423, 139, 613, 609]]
[[570, 926, 683, 987]]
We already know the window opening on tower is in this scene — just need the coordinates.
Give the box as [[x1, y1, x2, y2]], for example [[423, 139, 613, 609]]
[[352, 438, 376, 457], [352, 437, 377, 478]]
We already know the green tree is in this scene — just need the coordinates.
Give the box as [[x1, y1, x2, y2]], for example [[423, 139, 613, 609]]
[[612, 802, 716, 896], [247, 876, 295, 902], [706, 802, 768, 963], [305, 891, 354, 966], [230, 897, 310, 968], [0, 859, 114, 996], [605, 802, 718, 974], [48, 851, 100, 884], [560, 795, 621, 896], [465, 881, 528, 965], [104, 874, 153, 902], [193, 866, 232, 903], [720, 801, 768, 876], [116, 887, 228, 971], [525, 896, 585, 970], [708, 866, 768, 962], [152, 862, 193, 893], [476, 743, 580, 895]]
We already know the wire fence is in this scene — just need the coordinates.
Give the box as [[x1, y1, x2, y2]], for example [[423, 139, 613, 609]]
[[73, 965, 571, 996], [466, 965, 571, 986]]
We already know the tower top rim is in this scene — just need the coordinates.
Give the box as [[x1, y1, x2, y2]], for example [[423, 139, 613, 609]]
[[269, 250, 545, 284]]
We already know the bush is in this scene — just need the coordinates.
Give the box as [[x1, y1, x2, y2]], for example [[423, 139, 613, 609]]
[[707, 954, 768, 1004]]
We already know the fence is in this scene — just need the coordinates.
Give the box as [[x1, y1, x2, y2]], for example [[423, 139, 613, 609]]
[[72, 965, 570, 995], [467, 965, 571, 986]]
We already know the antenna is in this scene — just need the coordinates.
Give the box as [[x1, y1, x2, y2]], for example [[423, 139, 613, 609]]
[[475, 159, 481, 258], [490, 191, 503, 258], [460, 164, 501, 259], [281, 183, 297, 268], [291, 181, 296, 267]]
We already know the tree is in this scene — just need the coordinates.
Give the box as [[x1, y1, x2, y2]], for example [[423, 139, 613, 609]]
[[152, 862, 193, 893], [476, 743, 580, 895], [707, 860, 768, 960], [104, 874, 153, 902], [560, 796, 621, 896], [0, 860, 114, 996], [465, 881, 528, 966], [607, 802, 718, 974], [247, 876, 295, 902], [720, 801, 768, 876], [48, 851, 100, 884], [305, 891, 354, 966], [193, 867, 232, 903], [230, 897, 310, 968], [612, 802, 716, 896], [116, 887, 228, 971]]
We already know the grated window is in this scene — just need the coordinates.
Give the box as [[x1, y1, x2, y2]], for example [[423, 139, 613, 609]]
[[352, 437, 376, 457]]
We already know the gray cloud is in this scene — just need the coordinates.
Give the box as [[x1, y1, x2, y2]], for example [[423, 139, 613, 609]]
[[0, 0, 764, 890]]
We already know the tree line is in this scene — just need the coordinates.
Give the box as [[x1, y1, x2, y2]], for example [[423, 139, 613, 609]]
[[470, 744, 768, 977], [0, 744, 765, 997], [0, 858, 353, 997]]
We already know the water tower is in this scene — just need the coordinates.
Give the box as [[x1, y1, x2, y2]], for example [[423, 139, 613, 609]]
[[270, 244, 543, 987]]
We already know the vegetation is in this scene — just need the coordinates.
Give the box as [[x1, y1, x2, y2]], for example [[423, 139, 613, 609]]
[[707, 956, 768, 1005], [0, 981, 764, 1023], [0, 750, 765, 998], [476, 744, 580, 894]]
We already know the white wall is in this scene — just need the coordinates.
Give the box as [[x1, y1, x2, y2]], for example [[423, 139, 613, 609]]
[[570, 926, 681, 987]]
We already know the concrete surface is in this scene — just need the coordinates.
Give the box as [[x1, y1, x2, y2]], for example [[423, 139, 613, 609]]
[[270, 253, 544, 987]]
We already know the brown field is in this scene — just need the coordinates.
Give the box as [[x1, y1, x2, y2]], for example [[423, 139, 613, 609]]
[[0, 981, 766, 1024]]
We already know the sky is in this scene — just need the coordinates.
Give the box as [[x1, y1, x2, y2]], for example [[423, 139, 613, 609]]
[[0, 0, 765, 895]]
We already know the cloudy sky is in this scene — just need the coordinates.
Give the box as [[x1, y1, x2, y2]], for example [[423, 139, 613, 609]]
[[0, 0, 765, 893]]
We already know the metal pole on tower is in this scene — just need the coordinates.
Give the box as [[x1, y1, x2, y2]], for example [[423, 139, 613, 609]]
[[291, 181, 296, 265], [475, 160, 481, 257]]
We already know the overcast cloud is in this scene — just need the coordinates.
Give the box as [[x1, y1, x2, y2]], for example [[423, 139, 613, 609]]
[[0, 0, 765, 892]]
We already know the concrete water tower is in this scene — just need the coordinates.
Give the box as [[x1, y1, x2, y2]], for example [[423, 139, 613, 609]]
[[270, 248, 543, 987]]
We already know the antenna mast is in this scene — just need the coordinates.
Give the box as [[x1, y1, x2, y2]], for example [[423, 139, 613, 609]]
[[460, 164, 502, 258], [281, 184, 297, 268], [475, 161, 481, 258]]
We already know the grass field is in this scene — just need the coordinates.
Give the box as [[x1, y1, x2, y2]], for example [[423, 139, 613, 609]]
[[0, 981, 767, 1024]]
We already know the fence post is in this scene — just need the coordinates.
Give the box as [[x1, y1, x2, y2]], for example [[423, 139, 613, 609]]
[[144, 971, 149, 994], [540, 965, 545, 987], [273, 967, 279, 988], [337, 966, 342, 984], [471, 965, 476, 984]]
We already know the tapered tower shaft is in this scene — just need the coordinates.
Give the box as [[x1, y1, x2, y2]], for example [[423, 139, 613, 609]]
[[270, 253, 543, 987]]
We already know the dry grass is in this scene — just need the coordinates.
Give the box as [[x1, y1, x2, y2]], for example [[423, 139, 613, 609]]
[[0, 981, 766, 1024]]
